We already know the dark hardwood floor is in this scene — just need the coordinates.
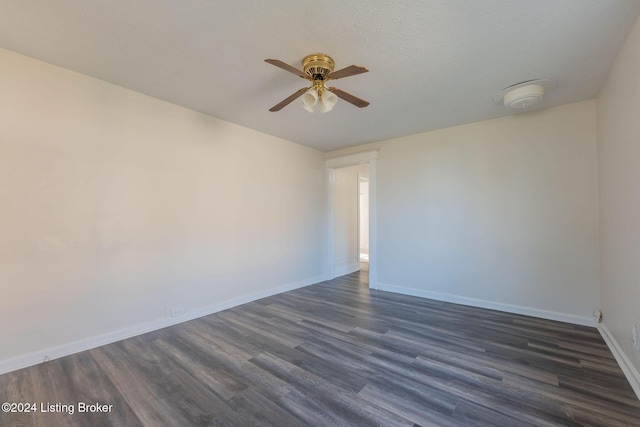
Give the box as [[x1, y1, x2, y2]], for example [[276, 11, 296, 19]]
[[2, 265, 639, 426]]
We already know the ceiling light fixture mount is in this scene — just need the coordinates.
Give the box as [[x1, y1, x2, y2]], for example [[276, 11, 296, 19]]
[[265, 53, 369, 113], [494, 79, 556, 111], [302, 53, 335, 79]]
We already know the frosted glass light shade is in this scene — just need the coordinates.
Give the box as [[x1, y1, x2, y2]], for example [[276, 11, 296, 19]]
[[319, 89, 338, 113], [302, 88, 318, 113]]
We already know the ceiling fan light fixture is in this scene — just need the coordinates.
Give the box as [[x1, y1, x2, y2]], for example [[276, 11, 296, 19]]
[[265, 54, 370, 112], [302, 88, 318, 113]]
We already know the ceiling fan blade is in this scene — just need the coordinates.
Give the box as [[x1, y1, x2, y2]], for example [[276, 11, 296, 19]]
[[327, 65, 369, 80], [328, 87, 370, 108], [265, 59, 307, 79], [269, 87, 308, 112]]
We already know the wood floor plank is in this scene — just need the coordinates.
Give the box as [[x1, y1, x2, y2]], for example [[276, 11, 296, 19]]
[[151, 338, 248, 401], [25, 363, 83, 425], [250, 351, 413, 426], [1, 265, 639, 426], [90, 345, 194, 426], [57, 351, 142, 427], [357, 382, 458, 427], [0, 365, 39, 427]]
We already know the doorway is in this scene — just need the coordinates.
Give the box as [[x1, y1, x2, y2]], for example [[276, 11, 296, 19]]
[[331, 163, 368, 277], [359, 174, 369, 263], [326, 150, 378, 289]]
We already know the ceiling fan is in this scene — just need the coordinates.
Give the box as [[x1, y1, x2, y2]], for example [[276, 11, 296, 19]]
[[265, 54, 369, 113]]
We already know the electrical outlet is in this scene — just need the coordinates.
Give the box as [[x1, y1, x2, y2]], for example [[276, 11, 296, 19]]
[[593, 309, 602, 323], [166, 305, 185, 318], [633, 324, 638, 350]]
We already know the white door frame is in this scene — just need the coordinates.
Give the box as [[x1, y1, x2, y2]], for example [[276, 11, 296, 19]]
[[326, 150, 378, 289]]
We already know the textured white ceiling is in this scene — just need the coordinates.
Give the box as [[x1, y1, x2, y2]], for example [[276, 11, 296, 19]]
[[1, 0, 639, 151]]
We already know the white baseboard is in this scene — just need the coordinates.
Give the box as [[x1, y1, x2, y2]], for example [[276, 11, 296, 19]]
[[0, 274, 324, 375], [376, 282, 595, 327], [598, 324, 640, 400], [332, 261, 361, 278]]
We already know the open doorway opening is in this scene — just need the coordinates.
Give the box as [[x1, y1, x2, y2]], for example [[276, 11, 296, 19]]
[[326, 149, 378, 289], [359, 174, 369, 264], [331, 163, 369, 277]]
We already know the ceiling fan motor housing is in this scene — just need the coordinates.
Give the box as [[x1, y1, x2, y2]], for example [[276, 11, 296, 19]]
[[303, 54, 335, 80]]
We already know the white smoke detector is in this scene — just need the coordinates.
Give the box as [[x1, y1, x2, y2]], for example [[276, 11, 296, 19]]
[[494, 79, 556, 110], [503, 85, 544, 109]]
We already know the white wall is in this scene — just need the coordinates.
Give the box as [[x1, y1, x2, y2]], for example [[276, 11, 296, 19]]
[[327, 100, 600, 325], [332, 165, 366, 276], [0, 48, 326, 369], [597, 12, 640, 379]]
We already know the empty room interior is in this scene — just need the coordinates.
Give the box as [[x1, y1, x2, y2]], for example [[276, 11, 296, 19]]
[[2, 1, 640, 426]]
